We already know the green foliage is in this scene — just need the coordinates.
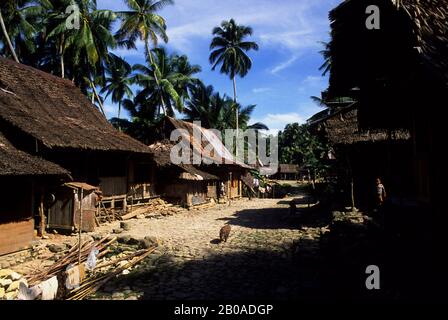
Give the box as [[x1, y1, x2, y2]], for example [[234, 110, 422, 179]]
[[183, 80, 268, 132], [278, 123, 329, 178], [132, 47, 201, 117], [100, 53, 134, 118], [0, 1, 264, 141], [209, 18, 259, 80]]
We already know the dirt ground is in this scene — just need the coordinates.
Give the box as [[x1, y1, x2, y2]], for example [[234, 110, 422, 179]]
[[89, 191, 330, 300], [2, 182, 336, 300]]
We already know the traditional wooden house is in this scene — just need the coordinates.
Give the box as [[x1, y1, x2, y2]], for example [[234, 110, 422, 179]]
[[149, 141, 219, 207], [271, 164, 299, 180], [309, 103, 412, 208], [150, 117, 252, 200], [326, 0, 448, 297], [0, 131, 69, 255], [327, 0, 446, 214], [0, 57, 154, 231]]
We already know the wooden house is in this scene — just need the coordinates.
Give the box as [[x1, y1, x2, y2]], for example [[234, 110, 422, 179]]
[[0, 57, 154, 231], [309, 103, 412, 208], [150, 117, 252, 200], [325, 0, 447, 296], [327, 0, 446, 212], [271, 164, 299, 180], [0, 131, 68, 255], [149, 141, 219, 207]]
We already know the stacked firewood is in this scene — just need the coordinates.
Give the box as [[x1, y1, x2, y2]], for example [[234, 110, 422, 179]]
[[19, 235, 156, 300], [122, 198, 186, 221]]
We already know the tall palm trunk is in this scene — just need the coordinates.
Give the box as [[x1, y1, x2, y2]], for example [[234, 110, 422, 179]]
[[89, 79, 107, 118], [117, 101, 121, 119], [59, 35, 65, 78], [232, 76, 238, 132], [232, 75, 239, 158], [0, 10, 19, 63], [145, 38, 167, 115]]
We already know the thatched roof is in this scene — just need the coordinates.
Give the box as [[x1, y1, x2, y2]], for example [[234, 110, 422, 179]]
[[313, 104, 411, 145], [153, 117, 251, 169], [328, 0, 448, 95], [0, 58, 149, 154], [148, 140, 218, 181], [278, 164, 299, 174], [0, 131, 69, 177]]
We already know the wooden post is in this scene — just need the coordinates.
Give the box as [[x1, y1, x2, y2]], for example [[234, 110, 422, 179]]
[[38, 191, 45, 238], [78, 188, 83, 266], [229, 172, 232, 206], [350, 178, 355, 212]]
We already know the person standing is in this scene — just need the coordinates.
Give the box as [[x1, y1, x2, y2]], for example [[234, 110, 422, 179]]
[[376, 178, 387, 207]]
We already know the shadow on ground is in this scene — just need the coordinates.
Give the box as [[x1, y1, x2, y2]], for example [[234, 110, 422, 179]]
[[98, 242, 325, 300], [215, 204, 332, 230]]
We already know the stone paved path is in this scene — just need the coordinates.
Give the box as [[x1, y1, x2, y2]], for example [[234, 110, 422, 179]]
[[92, 196, 330, 300]]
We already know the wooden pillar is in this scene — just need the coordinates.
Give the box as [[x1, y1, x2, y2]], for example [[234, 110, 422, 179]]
[[38, 191, 45, 238]]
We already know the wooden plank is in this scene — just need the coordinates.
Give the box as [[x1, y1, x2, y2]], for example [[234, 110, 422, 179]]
[[120, 207, 149, 220], [0, 219, 34, 256]]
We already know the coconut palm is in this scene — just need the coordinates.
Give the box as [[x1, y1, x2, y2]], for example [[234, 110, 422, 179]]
[[184, 81, 215, 127], [209, 18, 259, 132], [184, 80, 268, 132], [100, 53, 134, 119], [116, 0, 174, 113], [132, 47, 200, 116], [318, 40, 331, 76], [110, 95, 162, 144], [170, 54, 201, 102], [47, 0, 117, 86], [0, 8, 19, 62], [0, 0, 51, 63]]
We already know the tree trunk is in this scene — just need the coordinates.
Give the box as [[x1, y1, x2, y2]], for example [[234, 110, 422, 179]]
[[117, 101, 121, 119], [0, 10, 19, 63], [346, 154, 356, 212], [350, 179, 356, 211], [90, 80, 107, 118], [232, 76, 238, 132], [233, 76, 239, 157], [60, 35, 65, 78], [145, 38, 167, 115]]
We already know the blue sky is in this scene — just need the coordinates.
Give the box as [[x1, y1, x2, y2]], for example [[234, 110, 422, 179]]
[[98, 0, 342, 134]]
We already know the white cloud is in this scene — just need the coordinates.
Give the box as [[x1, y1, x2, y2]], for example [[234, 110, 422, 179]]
[[251, 112, 305, 135], [155, 0, 332, 55], [252, 87, 272, 94], [270, 55, 299, 74], [298, 75, 327, 92]]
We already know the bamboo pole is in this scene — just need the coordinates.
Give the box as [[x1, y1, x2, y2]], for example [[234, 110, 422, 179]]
[[78, 188, 83, 266]]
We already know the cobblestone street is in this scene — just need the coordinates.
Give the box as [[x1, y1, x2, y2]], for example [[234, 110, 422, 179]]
[[91, 195, 330, 300]]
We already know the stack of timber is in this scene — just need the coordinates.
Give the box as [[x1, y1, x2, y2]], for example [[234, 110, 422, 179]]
[[16, 235, 156, 300], [121, 197, 186, 221]]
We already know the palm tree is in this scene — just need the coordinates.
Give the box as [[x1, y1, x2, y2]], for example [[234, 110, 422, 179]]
[[185, 80, 268, 132], [116, 0, 174, 113], [47, 0, 117, 87], [184, 81, 215, 127], [0, 0, 50, 63], [0, 8, 19, 62], [318, 40, 331, 76], [110, 95, 162, 144], [100, 53, 134, 119], [209, 18, 259, 132], [170, 54, 201, 102], [133, 47, 200, 117]]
